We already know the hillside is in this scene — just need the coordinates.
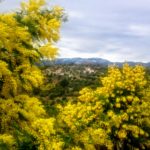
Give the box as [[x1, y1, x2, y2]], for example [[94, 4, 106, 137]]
[[41, 58, 150, 67]]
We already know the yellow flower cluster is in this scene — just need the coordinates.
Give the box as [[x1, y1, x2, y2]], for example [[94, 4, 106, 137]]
[[0, 0, 64, 97], [0, 134, 16, 149], [0, 94, 65, 149], [31, 118, 64, 150], [97, 64, 147, 98], [39, 43, 58, 60], [57, 64, 150, 149], [79, 87, 98, 102], [0, 0, 64, 149], [21, 0, 46, 12], [58, 101, 102, 132]]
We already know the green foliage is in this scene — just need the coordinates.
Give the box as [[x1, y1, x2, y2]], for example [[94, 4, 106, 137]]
[[39, 65, 106, 102]]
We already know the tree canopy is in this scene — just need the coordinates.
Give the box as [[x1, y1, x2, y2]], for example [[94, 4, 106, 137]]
[[0, 0, 64, 149]]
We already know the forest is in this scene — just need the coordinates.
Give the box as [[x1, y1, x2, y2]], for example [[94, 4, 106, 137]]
[[0, 0, 150, 150]]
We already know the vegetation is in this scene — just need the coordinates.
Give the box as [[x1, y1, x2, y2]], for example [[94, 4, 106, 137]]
[[0, 0, 64, 149], [39, 65, 106, 100], [56, 64, 150, 149], [0, 0, 150, 150]]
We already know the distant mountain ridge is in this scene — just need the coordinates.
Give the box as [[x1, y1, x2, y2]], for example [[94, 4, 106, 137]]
[[41, 58, 150, 67]]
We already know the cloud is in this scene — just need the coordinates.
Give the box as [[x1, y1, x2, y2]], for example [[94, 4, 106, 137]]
[[127, 24, 150, 37], [1, 0, 150, 62], [69, 11, 85, 19], [0, 0, 23, 12]]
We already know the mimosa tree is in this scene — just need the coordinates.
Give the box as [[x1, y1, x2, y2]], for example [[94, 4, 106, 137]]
[[0, 0, 64, 149], [58, 64, 150, 149]]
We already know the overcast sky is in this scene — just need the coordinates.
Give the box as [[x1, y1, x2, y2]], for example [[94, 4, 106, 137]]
[[1, 0, 150, 62]]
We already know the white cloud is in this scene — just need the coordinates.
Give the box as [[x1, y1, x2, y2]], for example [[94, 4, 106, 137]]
[[58, 47, 100, 58], [69, 11, 85, 19], [0, 0, 23, 12], [1, 0, 150, 62], [128, 24, 150, 37]]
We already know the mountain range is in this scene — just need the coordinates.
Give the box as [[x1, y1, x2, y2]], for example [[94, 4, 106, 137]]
[[41, 58, 150, 67]]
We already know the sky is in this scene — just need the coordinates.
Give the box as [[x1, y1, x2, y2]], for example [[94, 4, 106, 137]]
[[0, 0, 150, 62]]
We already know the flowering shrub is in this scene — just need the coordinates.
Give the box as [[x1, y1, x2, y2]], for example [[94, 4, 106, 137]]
[[57, 64, 150, 149], [0, 0, 64, 149]]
